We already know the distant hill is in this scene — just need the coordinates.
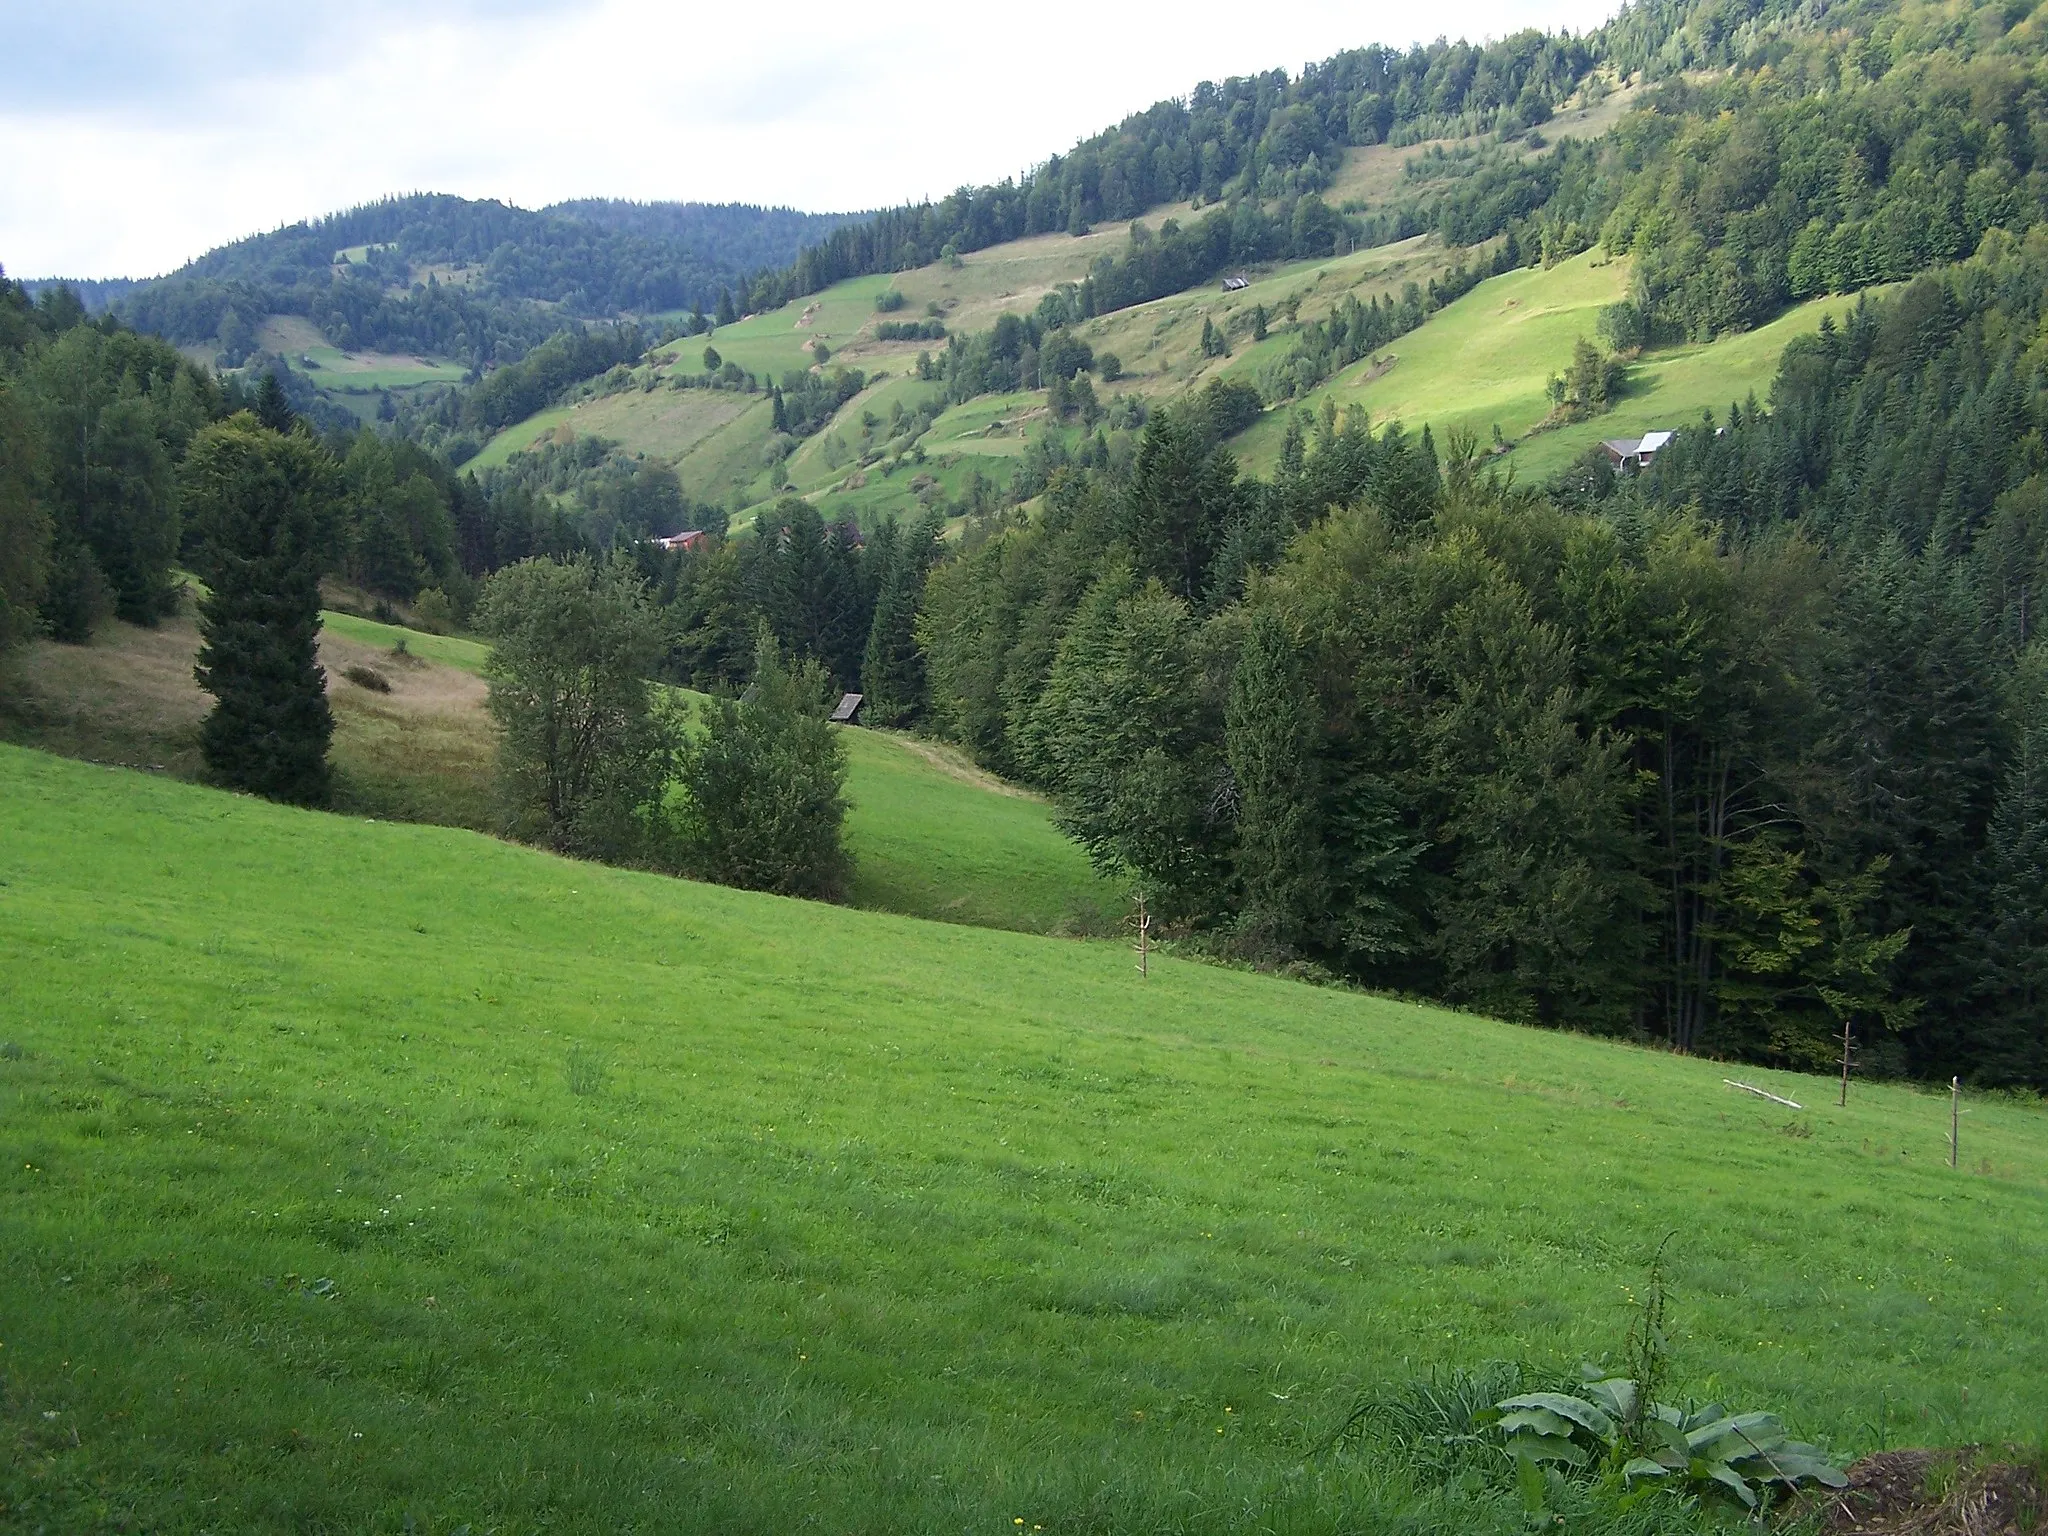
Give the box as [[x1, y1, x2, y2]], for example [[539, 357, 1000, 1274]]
[[112, 193, 860, 367]]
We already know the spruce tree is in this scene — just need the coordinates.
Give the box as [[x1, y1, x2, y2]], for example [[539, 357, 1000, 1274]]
[[0, 382, 50, 653], [1226, 608, 1326, 957], [1984, 643, 2048, 1083], [1121, 408, 1239, 603], [182, 414, 337, 806], [862, 509, 943, 724], [254, 369, 297, 434]]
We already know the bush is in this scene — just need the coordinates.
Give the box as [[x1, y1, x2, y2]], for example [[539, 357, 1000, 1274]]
[[411, 587, 454, 633], [40, 540, 114, 645], [874, 289, 905, 312], [1096, 352, 1123, 382], [342, 664, 391, 692], [1199, 377, 1265, 439], [660, 634, 850, 900]]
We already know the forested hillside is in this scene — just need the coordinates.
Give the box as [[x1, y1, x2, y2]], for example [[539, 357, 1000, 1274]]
[[112, 194, 858, 367], [7, 0, 2048, 1092]]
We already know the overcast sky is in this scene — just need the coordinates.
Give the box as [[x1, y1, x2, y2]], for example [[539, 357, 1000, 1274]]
[[2, 0, 1624, 280]]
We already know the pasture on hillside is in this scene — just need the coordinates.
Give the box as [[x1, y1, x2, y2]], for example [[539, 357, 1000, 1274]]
[[2, 745, 2044, 1533], [471, 225, 1147, 519], [1232, 251, 1876, 480], [0, 610, 1114, 939]]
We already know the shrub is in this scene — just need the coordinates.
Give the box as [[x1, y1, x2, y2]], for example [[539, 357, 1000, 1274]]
[[40, 540, 114, 644], [659, 634, 850, 900], [412, 587, 454, 634], [1096, 352, 1123, 382], [874, 289, 906, 312], [342, 664, 391, 692]]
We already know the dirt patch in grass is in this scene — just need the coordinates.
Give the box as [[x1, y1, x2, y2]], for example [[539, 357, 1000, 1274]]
[[1816, 1448, 2046, 1535]]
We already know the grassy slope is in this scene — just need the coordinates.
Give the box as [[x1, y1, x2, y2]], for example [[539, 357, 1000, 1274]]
[[465, 388, 756, 474], [0, 611, 1112, 939], [257, 317, 467, 389], [1232, 251, 1871, 480], [3, 744, 2045, 1533], [320, 612, 490, 673], [470, 226, 1142, 504], [839, 728, 1119, 935]]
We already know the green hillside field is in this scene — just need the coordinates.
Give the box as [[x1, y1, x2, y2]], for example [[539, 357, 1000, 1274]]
[[0, 610, 1115, 940], [469, 224, 1146, 495], [1232, 251, 1876, 481], [3, 743, 2045, 1532], [253, 316, 469, 425]]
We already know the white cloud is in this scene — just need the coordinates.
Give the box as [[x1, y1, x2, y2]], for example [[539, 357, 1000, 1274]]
[[0, 0, 1624, 279]]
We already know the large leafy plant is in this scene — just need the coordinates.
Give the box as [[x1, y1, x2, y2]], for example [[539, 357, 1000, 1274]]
[[1494, 1239, 1846, 1513], [1495, 1368, 1848, 1511]]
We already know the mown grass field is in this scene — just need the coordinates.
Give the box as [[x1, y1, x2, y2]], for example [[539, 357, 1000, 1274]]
[[319, 613, 490, 673], [1232, 251, 1874, 480], [471, 222, 1143, 514], [466, 387, 755, 475], [839, 728, 1119, 935], [0, 611, 1113, 939], [255, 317, 467, 391], [3, 744, 2045, 1533]]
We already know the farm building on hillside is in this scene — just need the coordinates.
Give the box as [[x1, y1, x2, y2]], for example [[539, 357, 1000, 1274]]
[[830, 693, 865, 725], [1221, 275, 1251, 291], [651, 529, 706, 553], [1598, 429, 1675, 472]]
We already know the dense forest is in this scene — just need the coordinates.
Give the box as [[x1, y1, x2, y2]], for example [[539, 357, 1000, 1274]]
[[859, 242, 2038, 1088], [108, 196, 857, 367], [0, 265, 623, 653]]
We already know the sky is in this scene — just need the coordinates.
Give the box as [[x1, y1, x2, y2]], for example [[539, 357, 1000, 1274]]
[[1, 0, 1624, 280]]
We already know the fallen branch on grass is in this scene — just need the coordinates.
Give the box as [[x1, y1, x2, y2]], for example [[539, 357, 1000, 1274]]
[[1725, 1079, 1803, 1110]]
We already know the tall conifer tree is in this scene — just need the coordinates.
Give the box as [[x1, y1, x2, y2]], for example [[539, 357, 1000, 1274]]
[[183, 414, 336, 805], [862, 509, 944, 724], [1985, 643, 2048, 1082], [1226, 608, 1326, 956]]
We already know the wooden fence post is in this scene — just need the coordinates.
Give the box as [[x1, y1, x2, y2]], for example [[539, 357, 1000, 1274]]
[[1950, 1076, 1960, 1169]]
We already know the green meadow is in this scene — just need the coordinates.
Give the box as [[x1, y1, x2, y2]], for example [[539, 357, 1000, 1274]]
[[838, 728, 1119, 934], [319, 612, 491, 673], [471, 223, 1144, 516], [3, 744, 2045, 1532], [0, 609, 1112, 941], [1233, 251, 1874, 480], [256, 317, 467, 392]]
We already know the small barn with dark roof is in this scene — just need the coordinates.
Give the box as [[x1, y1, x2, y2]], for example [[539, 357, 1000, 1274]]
[[829, 692, 865, 725]]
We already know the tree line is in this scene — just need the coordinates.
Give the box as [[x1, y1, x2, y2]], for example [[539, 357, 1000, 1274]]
[[635, 230, 2043, 1089], [740, 27, 1598, 314]]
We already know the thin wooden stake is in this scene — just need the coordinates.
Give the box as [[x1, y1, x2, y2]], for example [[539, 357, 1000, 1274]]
[[1950, 1076, 1960, 1169], [1132, 893, 1151, 978], [1839, 1016, 1853, 1107]]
